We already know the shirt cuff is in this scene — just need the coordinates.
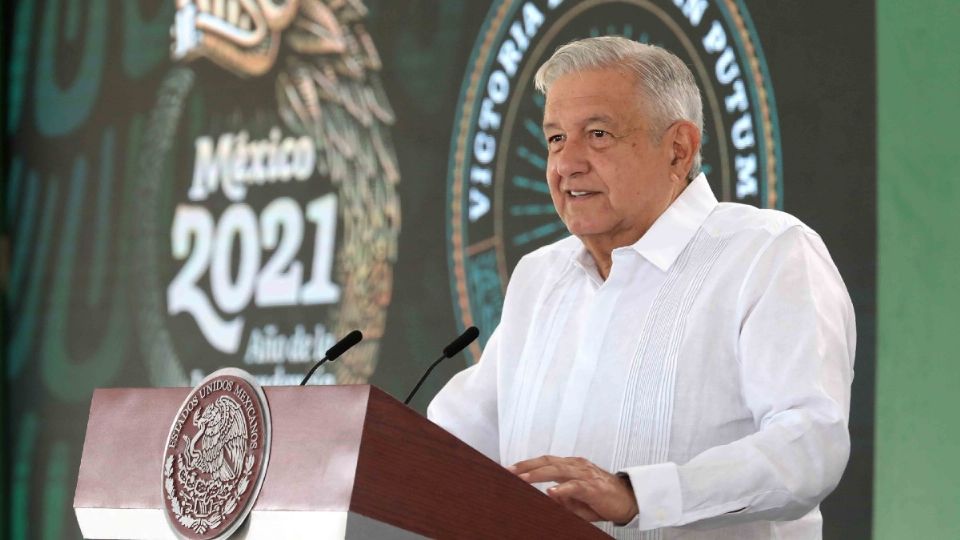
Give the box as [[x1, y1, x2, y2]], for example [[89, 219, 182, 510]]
[[616, 462, 682, 530]]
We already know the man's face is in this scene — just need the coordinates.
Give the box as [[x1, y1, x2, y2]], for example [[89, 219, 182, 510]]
[[543, 68, 679, 249]]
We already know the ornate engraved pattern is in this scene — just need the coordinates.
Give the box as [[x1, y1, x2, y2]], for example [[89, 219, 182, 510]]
[[164, 451, 254, 534], [162, 369, 271, 539]]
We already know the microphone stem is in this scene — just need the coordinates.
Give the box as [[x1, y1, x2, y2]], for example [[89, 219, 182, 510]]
[[404, 354, 446, 405], [300, 358, 328, 386]]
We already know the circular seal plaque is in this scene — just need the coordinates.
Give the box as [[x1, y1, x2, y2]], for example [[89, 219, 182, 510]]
[[161, 368, 272, 539], [447, 0, 782, 361]]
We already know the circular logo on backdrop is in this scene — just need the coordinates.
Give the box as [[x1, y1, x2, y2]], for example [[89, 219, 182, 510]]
[[162, 368, 271, 539], [447, 0, 782, 361], [135, 1, 400, 387]]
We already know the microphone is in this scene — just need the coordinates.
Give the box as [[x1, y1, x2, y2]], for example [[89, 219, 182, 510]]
[[300, 330, 363, 386], [404, 326, 479, 405]]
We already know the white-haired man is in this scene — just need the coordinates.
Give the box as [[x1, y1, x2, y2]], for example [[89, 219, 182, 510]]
[[428, 36, 854, 539]]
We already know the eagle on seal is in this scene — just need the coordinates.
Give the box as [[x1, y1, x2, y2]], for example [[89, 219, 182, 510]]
[[184, 396, 249, 483], [170, 0, 401, 385]]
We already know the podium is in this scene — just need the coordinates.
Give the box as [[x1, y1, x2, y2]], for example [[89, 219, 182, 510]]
[[74, 385, 608, 539]]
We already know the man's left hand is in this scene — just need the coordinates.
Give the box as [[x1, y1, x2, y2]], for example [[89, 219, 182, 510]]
[[509, 455, 639, 525]]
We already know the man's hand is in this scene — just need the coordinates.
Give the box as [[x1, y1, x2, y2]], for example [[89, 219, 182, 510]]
[[509, 455, 639, 525]]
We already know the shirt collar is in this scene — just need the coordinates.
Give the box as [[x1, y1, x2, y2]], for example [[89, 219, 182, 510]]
[[632, 173, 718, 271], [573, 173, 718, 274]]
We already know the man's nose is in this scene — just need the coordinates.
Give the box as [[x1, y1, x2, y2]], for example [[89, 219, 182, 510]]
[[553, 137, 590, 179]]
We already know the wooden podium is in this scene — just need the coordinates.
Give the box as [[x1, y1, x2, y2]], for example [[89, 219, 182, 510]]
[[74, 385, 608, 539]]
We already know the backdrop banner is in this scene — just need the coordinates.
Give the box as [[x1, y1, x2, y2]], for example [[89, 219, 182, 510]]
[[2, 1, 875, 537]]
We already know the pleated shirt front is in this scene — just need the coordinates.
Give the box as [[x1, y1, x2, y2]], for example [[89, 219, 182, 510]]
[[428, 174, 855, 539]]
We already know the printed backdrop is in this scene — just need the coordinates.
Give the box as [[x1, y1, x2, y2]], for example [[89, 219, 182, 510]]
[[2, 1, 875, 537]]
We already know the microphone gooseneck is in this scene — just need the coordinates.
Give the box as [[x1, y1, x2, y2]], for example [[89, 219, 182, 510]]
[[300, 330, 363, 386], [404, 326, 480, 405]]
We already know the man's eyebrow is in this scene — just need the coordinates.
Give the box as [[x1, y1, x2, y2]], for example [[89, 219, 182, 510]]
[[583, 114, 615, 125], [542, 115, 616, 132]]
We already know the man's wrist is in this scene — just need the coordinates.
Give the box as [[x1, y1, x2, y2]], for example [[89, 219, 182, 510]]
[[614, 472, 639, 526]]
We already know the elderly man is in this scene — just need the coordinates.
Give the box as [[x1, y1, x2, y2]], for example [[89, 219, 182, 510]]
[[428, 36, 854, 539]]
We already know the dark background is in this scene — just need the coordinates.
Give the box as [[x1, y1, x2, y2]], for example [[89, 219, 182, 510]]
[[2, 1, 874, 537], [368, 1, 876, 537]]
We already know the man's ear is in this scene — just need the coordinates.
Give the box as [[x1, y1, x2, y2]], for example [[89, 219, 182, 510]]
[[668, 121, 701, 181]]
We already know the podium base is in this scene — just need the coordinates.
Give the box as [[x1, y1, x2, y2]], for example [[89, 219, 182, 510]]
[[76, 508, 426, 539]]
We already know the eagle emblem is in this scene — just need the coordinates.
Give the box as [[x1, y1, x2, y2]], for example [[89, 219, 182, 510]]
[[162, 369, 270, 539], [182, 396, 249, 483]]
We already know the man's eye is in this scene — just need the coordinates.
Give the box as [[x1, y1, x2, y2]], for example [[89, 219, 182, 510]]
[[547, 134, 565, 144], [590, 130, 609, 138]]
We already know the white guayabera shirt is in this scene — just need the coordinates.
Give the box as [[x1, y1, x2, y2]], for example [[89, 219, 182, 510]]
[[428, 174, 855, 539]]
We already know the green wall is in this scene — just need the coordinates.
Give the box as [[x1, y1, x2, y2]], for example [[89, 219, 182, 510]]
[[875, 0, 960, 537]]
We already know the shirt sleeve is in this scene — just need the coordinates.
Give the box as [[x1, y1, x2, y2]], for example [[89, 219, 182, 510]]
[[427, 326, 502, 463], [619, 225, 856, 530]]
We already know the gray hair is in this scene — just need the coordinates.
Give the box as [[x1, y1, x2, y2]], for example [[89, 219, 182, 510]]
[[534, 36, 703, 181]]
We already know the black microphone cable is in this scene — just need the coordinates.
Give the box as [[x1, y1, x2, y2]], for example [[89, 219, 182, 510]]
[[300, 330, 363, 386], [404, 326, 480, 405]]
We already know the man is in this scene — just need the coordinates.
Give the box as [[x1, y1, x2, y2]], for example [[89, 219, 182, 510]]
[[428, 36, 855, 539]]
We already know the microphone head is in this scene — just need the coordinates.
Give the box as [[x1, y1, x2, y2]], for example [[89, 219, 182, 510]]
[[442, 326, 480, 358], [326, 330, 363, 361]]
